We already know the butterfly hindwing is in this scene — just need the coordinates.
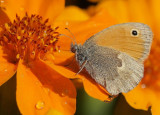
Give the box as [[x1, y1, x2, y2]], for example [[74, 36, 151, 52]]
[[80, 44, 143, 95]]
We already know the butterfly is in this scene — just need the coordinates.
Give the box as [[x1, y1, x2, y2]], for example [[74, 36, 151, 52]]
[[71, 23, 153, 95]]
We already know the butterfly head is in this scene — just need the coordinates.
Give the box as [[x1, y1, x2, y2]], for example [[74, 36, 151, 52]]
[[70, 42, 78, 53], [71, 42, 87, 65]]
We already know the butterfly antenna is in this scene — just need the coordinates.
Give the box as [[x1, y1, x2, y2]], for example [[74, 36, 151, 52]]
[[65, 28, 77, 44], [59, 34, 76, 44], [59, 28, 77, 44]]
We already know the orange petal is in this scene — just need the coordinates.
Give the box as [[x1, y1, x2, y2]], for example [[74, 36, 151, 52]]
[[2, 0, 27, 21], [37, 0, 65, 22], [151, 99, 160, 115], [96, 0, 153, 26], [30, 59, 77, 115], [16, 59, 76, 115], [44, 53, 80, 79], [96, 0, 129, 23], [123, 84, 155, 111], [127, 0, 153, 26], [56, 6, 90, 21], [151, 0, 160, 39], [124, 84, 160, 115], [0, 46, 17, 86], [3, 0, 65, 22]]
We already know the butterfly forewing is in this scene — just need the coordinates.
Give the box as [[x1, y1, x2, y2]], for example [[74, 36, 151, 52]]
[[85, 23, 153, 62]]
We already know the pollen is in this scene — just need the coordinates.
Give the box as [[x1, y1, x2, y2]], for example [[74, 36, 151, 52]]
[[16, 54, 20, 59], [0, 13, 60, 62]]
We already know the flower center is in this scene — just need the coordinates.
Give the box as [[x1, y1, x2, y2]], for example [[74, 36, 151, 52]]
[[0, 13, 59, 63]]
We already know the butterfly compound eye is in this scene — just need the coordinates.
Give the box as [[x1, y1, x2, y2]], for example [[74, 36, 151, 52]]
[[131, 29, 139, 36], [71, 44, 78, 53]]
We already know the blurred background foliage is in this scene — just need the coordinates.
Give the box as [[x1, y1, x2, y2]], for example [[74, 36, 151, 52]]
[[0, 0, 153, 115]]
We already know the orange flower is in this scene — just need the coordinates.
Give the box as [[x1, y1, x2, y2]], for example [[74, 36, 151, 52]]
[[0, 0, 78, 115]]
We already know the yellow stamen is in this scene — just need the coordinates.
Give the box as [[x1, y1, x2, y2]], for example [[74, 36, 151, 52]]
[[4, 23, 10, 30], [0, 14, 60, 61], [17, 36, 21, 40], [16, 54, 20, 59]]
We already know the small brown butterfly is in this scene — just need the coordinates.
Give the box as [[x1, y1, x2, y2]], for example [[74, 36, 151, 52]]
[[71, 23, 153, 95]]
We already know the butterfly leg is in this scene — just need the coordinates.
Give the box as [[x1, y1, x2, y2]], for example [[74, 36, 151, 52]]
[[75, 60, 88, 75]]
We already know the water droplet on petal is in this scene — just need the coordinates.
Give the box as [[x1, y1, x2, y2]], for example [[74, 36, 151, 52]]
[[36, 101, 44, 110], [64, 101, 67, 105], [60, 89, 69, 97], [141, 84, 146, 89], [4, 69, 7, 72], [61, 93, 65, 97], [65, 21, 69, 26], [0, 0, 4, 4], [44, 88, 50, 94], [0, 0, 6, 9]]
